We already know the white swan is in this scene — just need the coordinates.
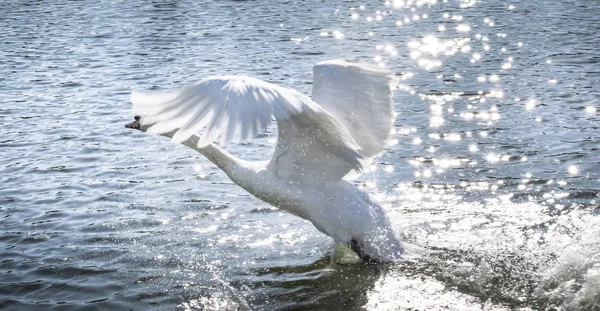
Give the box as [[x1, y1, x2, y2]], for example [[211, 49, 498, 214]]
[[126, 59, 403, 262]]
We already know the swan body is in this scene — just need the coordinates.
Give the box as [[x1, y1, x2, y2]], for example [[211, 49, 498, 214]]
[[126, 60, 403, 262]]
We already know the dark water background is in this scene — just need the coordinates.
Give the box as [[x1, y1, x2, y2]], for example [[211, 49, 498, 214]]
[[1, 0, 599, 310]]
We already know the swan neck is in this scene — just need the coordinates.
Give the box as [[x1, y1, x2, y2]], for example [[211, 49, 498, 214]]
[[181, 136, 238, 172]]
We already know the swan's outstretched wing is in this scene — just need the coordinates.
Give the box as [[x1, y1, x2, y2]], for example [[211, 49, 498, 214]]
[[132, 77, 277, 146], [130, 76, 364, 182], [312, 60, 395, 163]]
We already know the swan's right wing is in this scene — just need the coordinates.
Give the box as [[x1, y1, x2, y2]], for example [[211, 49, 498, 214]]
[[312, 60, 395, 163]]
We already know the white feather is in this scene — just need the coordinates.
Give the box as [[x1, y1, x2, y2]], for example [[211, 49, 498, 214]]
[[312, 60, 395, 162]]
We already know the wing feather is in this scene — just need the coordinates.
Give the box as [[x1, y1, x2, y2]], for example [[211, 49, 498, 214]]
[[312, 60, 395, 163]]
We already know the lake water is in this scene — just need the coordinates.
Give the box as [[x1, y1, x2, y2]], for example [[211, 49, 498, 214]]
[[1, 0, 599, 310]]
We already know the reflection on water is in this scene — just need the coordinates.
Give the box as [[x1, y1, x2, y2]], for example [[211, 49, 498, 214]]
[[1, 0, 599, 310]]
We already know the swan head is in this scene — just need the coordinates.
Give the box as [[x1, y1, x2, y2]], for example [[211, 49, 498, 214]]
[[125, 116, 153, 132], [125, 116, 142, 130]]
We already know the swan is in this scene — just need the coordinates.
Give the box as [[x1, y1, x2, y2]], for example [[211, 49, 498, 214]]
[[125, 59, 403, 262]]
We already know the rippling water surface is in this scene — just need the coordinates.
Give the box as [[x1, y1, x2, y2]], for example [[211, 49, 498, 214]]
[[1, 0, 599, 310]]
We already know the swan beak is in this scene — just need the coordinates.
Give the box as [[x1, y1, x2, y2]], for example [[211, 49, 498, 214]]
[[125, 116, 141, 130]]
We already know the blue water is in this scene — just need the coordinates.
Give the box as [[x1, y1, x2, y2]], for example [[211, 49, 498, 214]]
[[1, 0, 599, 310]]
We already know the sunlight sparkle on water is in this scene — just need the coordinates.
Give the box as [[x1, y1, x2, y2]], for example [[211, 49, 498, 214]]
[[486, 154, 501, 163], [568, 165, 579, 175], [429, 133, 441, 140], [392, 0, 438, 9], [445, 133, 462, 141], [456, 24, 471, 32], [415, 169, 433, 178], [429, 116, 444, 127], [525, 99, 536, 110], [460, 0, 476, 8], [489, 90, 504, 98], [462, 111, 474, 120], [432, 158, 463, 168], [407, 35, 476, 70]]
